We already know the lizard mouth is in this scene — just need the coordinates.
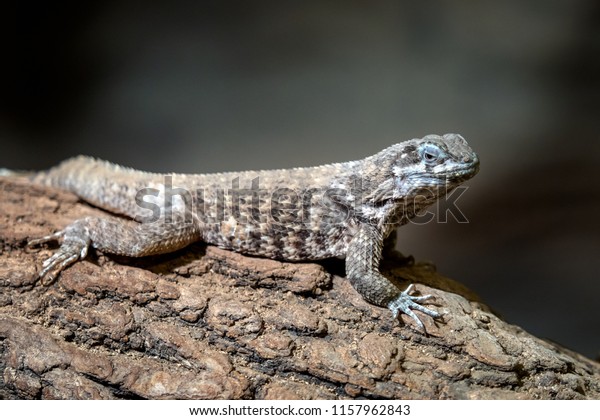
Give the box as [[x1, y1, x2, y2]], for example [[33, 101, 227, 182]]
[[394, 159, 480, 198], [448, 168, 478, 182], [441, 160, 480, 183]]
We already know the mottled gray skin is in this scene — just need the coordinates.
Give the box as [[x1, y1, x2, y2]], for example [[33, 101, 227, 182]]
[[29, 133, 479, 330]]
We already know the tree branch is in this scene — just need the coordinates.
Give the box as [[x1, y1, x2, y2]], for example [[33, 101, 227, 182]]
[[1, 178, 599, 399]]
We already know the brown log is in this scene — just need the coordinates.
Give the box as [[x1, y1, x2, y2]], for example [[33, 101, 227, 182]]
[[1, 177, 599, 399]]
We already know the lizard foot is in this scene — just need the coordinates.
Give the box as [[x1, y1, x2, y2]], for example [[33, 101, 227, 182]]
[[388, 284, 440, 332], [28, 223, 91, 285]]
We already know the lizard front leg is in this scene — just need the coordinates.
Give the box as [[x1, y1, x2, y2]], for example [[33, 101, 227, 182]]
[[29, 215, 201, 284], [345, 223, 440, 331]]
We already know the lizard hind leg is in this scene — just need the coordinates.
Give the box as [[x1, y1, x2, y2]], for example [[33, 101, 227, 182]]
[[28, 214, 202, 285], [28, 220, 92, 285]]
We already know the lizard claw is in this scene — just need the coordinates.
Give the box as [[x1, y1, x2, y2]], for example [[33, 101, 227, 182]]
[[388, 284, 440, 331], [28, 224, 91, 285], [28, 230, 65, 246]]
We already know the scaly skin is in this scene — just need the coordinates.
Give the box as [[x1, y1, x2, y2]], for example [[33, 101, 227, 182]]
[[29, 133, 480, 331]]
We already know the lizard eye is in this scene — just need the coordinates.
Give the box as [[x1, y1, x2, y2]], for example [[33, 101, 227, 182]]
[[419, 144, 443, 165]]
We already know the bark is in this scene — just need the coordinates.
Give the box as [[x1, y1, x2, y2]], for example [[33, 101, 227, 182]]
[[1, 177, 599, 399]]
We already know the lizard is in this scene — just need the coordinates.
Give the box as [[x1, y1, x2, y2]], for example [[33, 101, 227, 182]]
[[24, 133, 479, 331]]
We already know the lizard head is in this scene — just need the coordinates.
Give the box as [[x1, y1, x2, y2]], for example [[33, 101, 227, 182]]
[[363, 133, 479, 204], [394, 133, 479, 196]]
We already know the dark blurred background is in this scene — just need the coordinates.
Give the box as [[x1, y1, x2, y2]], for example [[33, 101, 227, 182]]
[[2, 1, 599, 358]]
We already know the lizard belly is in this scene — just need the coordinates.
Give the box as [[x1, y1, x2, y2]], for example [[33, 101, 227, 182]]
[[202, 217, 350, 261]]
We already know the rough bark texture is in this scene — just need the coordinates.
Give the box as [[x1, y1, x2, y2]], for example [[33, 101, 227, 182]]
[[1, 178, 599, 400]]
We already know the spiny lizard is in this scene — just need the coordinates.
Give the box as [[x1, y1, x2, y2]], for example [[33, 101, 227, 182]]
[[26, 133, 479, 330]]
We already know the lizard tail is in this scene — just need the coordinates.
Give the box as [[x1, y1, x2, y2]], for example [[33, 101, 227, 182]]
[[0, 168, 36, 178]]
